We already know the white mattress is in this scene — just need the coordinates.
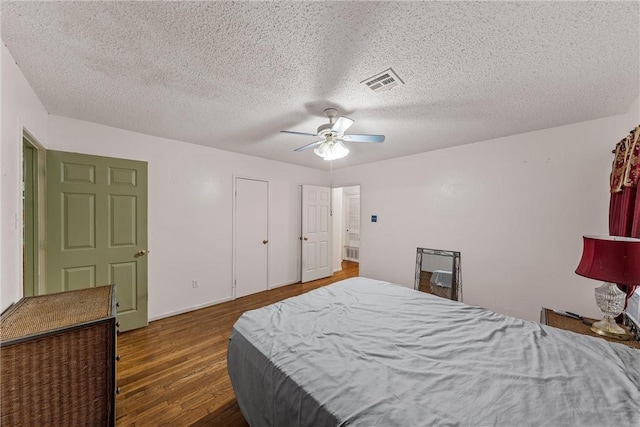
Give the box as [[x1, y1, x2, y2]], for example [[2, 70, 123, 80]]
[[228, 277, 640, 426]]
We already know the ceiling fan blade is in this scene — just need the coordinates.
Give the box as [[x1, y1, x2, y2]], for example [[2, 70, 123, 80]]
[[331, 117, 354, 135], [294, 140, 325, 152], [281, 130, 318, 137], [342, 134, 385, 143]]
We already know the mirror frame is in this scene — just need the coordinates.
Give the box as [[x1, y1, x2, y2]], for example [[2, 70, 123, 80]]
[[414, 247, 462, 301]]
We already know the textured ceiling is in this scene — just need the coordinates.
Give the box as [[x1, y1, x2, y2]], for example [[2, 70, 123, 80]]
[[2, 1, 639, 170]]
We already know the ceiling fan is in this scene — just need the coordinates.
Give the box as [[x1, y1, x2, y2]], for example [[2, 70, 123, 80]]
[[280, 108, 385, 160]]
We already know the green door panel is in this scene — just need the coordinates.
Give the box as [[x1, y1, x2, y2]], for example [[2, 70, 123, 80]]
[[46, 150, 148, 331]]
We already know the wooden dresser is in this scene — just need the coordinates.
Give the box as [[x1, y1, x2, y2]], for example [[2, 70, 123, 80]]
[[0, 285, 118, 426]]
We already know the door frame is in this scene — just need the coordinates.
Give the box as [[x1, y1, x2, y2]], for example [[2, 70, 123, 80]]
[[331, 183, 362, 269], [22, 129, 46, 297], [343, 186, 361, 258], [232, 175, 270, 298]]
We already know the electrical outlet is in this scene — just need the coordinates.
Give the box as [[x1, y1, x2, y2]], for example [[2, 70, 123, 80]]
[[191, 280, 199, 288]]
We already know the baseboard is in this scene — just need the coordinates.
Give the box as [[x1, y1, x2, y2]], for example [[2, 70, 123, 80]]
[[148, 296, 233, 322], [269, 279, 299, 290], [333, 267, 343, 273], [150, 273, 346, 321]]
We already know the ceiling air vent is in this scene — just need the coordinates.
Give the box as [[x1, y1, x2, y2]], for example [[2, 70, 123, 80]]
[[361, 68, 404, 93]]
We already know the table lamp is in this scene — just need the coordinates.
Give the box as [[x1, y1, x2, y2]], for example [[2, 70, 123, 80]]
[[575, 235, 640, 340]]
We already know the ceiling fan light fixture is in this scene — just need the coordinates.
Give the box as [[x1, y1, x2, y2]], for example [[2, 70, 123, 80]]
[[284, 108, 383, 158], [314, 140, 349, 161]]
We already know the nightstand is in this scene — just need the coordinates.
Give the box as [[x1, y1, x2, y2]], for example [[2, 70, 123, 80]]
[[540, 308, 640, 350]]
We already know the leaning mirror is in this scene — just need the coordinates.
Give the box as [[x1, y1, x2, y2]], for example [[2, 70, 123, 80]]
[[414, 248, 461, 301]]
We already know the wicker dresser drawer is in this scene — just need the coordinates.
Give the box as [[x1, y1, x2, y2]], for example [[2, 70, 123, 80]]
[[0, 285, 117, 426]]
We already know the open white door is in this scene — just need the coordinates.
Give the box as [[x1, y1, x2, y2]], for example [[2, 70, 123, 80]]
[[301, 185, 332, 283]]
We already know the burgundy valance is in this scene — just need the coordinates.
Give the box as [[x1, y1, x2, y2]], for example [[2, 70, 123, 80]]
[[611, 126, 640, 193], [609, 125, 640, 310]]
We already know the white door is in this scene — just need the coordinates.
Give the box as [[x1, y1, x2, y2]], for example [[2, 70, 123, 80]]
[[235, 178, 268, 298], [301, 185, 332, 283]]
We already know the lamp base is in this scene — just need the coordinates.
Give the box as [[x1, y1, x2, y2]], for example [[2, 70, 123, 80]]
[[590, 318, 631, 341], [591, 282, 630, 340]]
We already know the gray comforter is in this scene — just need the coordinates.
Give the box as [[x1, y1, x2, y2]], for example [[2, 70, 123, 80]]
[[228, 277, 640, 426]]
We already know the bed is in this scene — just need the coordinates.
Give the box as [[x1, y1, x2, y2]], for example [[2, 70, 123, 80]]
[[228, 277, 640, 426], [430, 270, 452, 288]]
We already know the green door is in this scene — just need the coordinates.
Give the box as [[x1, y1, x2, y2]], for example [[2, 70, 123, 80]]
[[46, 150, 148, 331]]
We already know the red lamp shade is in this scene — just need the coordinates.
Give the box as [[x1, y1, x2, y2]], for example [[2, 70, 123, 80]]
[[575, 235, 640, 285]]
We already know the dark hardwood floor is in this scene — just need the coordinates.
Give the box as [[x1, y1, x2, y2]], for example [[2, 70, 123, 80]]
[[116, 261, 359, 426]]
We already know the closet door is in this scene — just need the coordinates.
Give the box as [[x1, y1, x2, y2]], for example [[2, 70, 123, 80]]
[[234, 178, 269, 298]]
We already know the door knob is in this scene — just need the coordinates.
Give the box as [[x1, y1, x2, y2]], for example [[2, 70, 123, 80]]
[[136, 249, 147, 257], [303, 237, 308, 241], [263, 240, 268, 244]]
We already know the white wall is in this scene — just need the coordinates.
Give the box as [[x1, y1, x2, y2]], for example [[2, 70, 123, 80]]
[[1, 44, 49, 312], [334, 103, 640, 322], [3, 34, 638, 323], [44, 116, 327, 320]]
